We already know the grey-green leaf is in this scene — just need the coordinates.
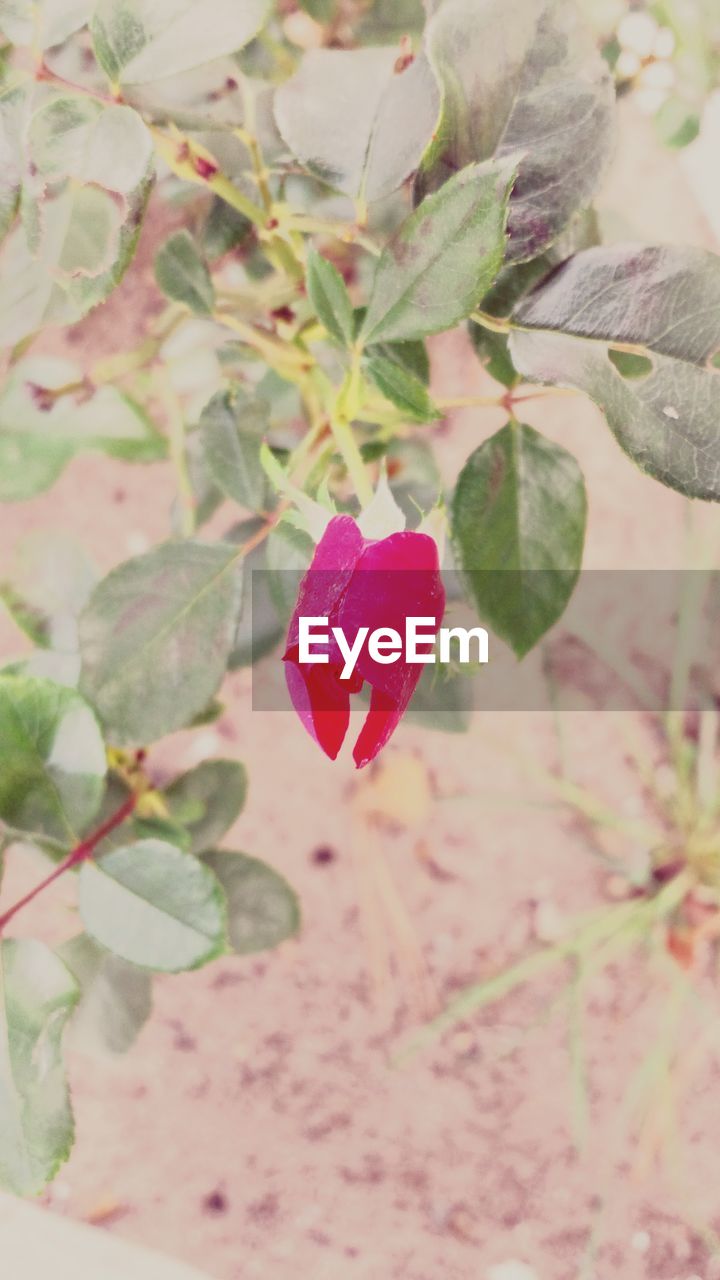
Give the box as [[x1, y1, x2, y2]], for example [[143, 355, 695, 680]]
[[200, 388, 269, 511], [0, 95, 153, 345], [0, 0, 92, 49], [0, 85, 26, 244], [79, 840, 227, 972], [202, 851, 299, 955], [307, 251, 355, 348], [265, 520, 314, 621], [360, 158, 516, 345], [274, 46, 439, 204], [510, 244, 720, 501], [228, 519, 284, 668], [0, 939, 79, 1196], [452, 422, 587, 655], [58, 933, 152, 1056], [0, 435, 71, 502], [79, 541, 243, 745], [365, 353, 440, 423], [0, 675, 106, 844], [418, 0, 616, 261], [164, 759, 247, 856], [91, 0, 271, 85], [0, 356, 165, 477], [155, 230, 215, 316]]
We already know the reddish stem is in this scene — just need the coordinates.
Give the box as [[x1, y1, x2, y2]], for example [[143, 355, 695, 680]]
[[0, 794, 137, 935]]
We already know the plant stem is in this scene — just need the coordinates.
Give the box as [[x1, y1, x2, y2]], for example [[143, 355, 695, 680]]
[[283, 214, 381, 257], [214, 312, 311, 375], [0, 795, 138, 935], [512, 387, 582, 403], [330, 413, 374, 507], [437, 393, 506, 410], [155, 369, 195, 537], [328, 356, 374, 508], [471, 309, 513, 334]]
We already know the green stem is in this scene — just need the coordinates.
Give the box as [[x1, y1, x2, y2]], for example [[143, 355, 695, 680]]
[[155, 369, 195, 537], [215, 312, 311, 375], [329, 413, 374, 508], [471, 309, 513, 334], [327, 356, 374, 508]]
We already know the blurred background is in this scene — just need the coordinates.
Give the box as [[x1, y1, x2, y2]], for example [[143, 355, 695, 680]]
[[1, 2, 720, 1278]]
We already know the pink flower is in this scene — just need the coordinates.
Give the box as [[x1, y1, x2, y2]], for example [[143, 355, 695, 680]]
[[284, 515, 445, 767]]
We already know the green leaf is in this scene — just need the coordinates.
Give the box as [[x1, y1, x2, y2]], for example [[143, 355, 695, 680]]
[[202, 852, 299, 955], [164, 759, 247, 856], [4, 531, 97, 646], [200, 387, 269, 512], [79, 840, 227, 972], [354, 309, 432, 383], [0, 0, 92, 49], [0, 435, 70, 502], [387, 437, 442, 525], [58, 934, 152, 1056], [510, 244, 720, 501], [274, 46, 439, 204], [307, 251, 355, 348], [265, 520, 314, 621], [0, 939, 79, 1196], [470, 211, 600, 387], [417, 0, 616, 262], [0, 84, 26, 244], [452, 422, 587, 656], [372, 337, 431, 386], [27, 92, 153, 205], [227, 519, 284, 668], [365, 353, 440, 423], [0, 675, 106, 844], [203, 198, 252, 259], [0, 583, 51, 648], [79, 541, 243, 745], [356, 0, 425, 43], [654, 96, 701, 150], [92, 0, 271, 85], [155, 230, 215, 315], [298, 0, 336, 18], [0, 96, 153, 345], [131, 814, 192, 851], [360, 158, 516, 345]]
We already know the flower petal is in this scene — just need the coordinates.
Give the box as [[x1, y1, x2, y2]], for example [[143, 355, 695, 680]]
[[285, 659, 350, 760], [285, 514, 365, 653], [353, 685, 403, 769]]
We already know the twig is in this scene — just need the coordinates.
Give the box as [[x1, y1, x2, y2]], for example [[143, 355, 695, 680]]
[[0, 795, 138, 935]]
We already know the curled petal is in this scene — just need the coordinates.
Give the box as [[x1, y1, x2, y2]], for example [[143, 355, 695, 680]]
[[353, 685, 405, 769]]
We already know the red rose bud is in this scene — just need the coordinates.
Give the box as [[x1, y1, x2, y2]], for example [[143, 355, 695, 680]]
[[284, 515, 445, 768]]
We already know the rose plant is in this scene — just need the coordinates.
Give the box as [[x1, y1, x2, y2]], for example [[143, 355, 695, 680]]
[[0, 0, 719, 1196]]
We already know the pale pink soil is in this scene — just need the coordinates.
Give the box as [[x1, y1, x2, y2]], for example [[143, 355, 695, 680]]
[[1, 104, 720, 1280]]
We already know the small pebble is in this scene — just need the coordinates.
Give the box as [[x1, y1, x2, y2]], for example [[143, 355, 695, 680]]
[[486, 1263, 539, 1280], [631, 1230, 651, 1254], [533, 900, 566, 943], [126, 531, 150, 556], [185, 731, 222, 764]]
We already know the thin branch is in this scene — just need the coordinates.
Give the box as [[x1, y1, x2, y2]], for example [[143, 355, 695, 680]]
[[0, 795, 137, 935]]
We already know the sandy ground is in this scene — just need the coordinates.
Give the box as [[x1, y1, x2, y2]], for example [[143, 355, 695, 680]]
[[2, 102, 720, 1280]]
